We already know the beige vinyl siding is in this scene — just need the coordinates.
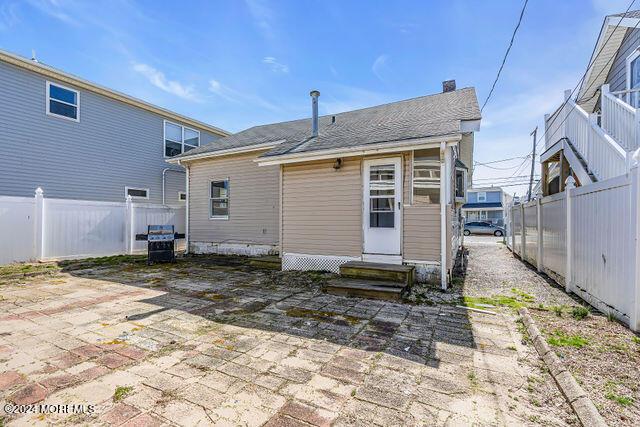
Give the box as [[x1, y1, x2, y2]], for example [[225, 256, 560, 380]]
[[282, 158, 362, 257], [188, 150, 279, 245], [403, 205, 441, 261]]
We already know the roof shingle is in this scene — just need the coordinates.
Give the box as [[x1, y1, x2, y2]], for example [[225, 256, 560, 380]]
[[178, 87, 480, 160]]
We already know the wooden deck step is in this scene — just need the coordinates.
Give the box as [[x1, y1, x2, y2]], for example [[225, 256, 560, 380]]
[[324, 278, 406, 301], [339, 261, 415, 285], [248, 256, 281, 270]]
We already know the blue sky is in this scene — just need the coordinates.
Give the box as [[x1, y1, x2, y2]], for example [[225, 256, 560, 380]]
[[0, 0, 632, 196]]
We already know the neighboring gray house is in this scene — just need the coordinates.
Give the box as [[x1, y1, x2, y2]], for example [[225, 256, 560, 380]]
[[461, 187, 512, 226], [0, 49, 228, 205]]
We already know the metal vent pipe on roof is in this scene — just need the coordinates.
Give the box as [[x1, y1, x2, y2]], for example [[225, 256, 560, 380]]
[[310, 90, 320, 137]]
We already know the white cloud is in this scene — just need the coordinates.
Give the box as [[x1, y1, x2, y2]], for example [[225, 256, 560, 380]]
[[372, 54, 389, 81], [0, 2, 20, 31], [25, 0, 79, 26], [262, 56, 289, 74], [245, 0, 275, 40], [208, 79, 280, 111], [132, 63, 199, 101]]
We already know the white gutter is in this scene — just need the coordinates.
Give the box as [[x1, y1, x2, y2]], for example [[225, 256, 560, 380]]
[[256, 134, 462, 166], [165, 140, 286, 164]]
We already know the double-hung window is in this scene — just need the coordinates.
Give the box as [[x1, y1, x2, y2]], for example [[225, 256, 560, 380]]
[[164, 121, 200, 157], [477, 192, 487, 202], [46, 82, 79, 121], [209, 180, 229, 219], [412, 149, 441, 204], [455, 168, 466, 199]]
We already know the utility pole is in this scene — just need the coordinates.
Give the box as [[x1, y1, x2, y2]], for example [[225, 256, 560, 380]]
[[527, 127, 537, 201]]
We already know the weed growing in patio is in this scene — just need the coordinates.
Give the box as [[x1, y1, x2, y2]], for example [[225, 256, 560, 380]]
[[546, 330, 589, 348], [285, 307, 362, 326], [113, 385, 133, 402]]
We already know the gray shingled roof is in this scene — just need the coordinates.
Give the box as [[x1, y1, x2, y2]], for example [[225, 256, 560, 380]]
[[178, 87, 480, 160]]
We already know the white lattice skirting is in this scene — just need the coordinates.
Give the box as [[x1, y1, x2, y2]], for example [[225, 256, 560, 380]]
[[282, 253, 361, 273], [191, 242, 278, 257]]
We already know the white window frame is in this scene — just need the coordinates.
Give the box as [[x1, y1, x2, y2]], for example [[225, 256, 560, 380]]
[[178, 191, 186, 202], [125, 186, 149, 200], [164, 120, 200, 158], [46, 81, 80, 122], [411, 151, 441, 205], [209, 179, 229, 220], [477, 191, 487, 202], [455, 167, 467, 201], [626, 49, 640, 106]]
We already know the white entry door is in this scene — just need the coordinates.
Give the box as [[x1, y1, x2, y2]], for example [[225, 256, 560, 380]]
[[363, 158, 402, 256]]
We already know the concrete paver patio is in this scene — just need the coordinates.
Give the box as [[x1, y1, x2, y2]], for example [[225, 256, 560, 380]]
[[0, 255, 563, 426]]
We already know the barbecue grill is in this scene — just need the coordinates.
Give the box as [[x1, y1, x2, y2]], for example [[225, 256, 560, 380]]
[[136, 225, 185, 265]]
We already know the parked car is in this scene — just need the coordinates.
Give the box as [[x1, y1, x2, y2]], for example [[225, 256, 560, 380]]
[[464, 221, 504, 236]]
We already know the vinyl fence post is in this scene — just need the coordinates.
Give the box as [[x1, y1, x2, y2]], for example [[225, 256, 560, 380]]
[[537, 195, 543, 273], [125, 195, 134, 255], [565, 176, 576, 294], [520, 203, 526, 260], [34, 187, 44, 261], [632, 155, 640, 331], [511, 206, 516, 252]]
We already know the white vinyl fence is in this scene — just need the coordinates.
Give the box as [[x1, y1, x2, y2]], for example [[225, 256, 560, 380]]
[[506, 168, 640, 331], [0, 188, 185, 265]]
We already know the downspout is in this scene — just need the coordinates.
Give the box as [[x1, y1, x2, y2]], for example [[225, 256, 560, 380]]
[[440, 142, 451, 290], [184, 162, 190, 254]]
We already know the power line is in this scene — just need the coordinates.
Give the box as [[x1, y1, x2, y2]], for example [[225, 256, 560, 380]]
[[480, 0, 529, 112], [474, 155, 529, 165]]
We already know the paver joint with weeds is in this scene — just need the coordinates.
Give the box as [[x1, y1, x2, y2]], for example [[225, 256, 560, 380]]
[[113, 385, 134, 402]]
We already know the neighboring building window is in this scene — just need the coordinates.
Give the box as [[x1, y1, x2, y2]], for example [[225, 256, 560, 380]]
[[164, 121, 200, 157], [178, 192, 186, 201], [477, 192, 487, 202], [125, 187, 149, 199], [413, 149, 440, 204], [46, 81, 79, 121], [455, 169, 466, 199], [210, 180, 229, 219], [627, 50, 640, 107]]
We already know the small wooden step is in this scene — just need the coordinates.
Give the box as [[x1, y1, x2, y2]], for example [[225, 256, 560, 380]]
[[340, 261, 415, 285], [248, 256, 281, 270], [324, 278, 406, 301]]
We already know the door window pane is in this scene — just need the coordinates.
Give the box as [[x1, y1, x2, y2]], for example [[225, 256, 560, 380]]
[[369, 164, 395, 228]]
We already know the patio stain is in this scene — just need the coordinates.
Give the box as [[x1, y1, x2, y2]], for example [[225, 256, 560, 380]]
[[285, 307, 363, 326]]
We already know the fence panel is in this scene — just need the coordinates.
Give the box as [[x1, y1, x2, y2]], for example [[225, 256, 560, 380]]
[[541, 193, 566, 278], [132, 204, 186, 252], [512, 206, 522, 256], [571, 176, 635, 320], [43, 198, 127, 260], [523, 202, 538, 266], [0, 196, 36, 264]]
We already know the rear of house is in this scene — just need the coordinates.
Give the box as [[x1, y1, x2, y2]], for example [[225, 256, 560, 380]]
[[0, 49, 228, 205], [172, 81, 480, 287]]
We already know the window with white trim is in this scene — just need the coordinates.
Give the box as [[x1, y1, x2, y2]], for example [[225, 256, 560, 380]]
[[178, 192, 186, 201], [477, 191, 487, 202], [47, 82, 79, 121], [125, 187, 149, 199], [412, 148, 440, 204], [164, 121, 200, 157], [455, 168, 466, 199], [209, 180, 229, 219]]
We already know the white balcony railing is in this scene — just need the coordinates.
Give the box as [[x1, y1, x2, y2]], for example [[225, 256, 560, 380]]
[[601, 84, 640, 152], [545, 88, 629, 181]]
